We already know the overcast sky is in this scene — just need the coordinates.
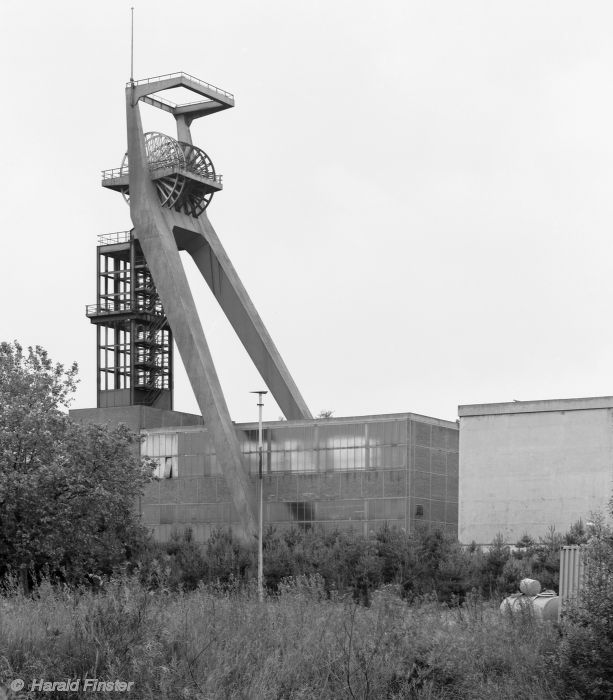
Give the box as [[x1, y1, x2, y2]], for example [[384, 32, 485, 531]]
[[2, 1, 613, 424]]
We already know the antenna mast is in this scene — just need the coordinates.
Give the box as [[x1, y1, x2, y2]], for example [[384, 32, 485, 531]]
[[130, 7, 135, 83]]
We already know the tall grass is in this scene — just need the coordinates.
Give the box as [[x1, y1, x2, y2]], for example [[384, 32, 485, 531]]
[[0, 575, 563, 699]]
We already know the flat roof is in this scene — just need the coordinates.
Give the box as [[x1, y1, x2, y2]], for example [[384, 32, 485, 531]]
[[141, 411, 459, 433], [458, 395, 613, 418], [238, 411, 458, 431]]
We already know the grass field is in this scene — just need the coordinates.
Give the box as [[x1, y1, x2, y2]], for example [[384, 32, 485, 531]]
[[0, 574, 564, 699]]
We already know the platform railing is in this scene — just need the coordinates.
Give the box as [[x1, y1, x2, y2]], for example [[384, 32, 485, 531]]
[[98, 231, 131, 246], [143, 93, 209, 110], [143, 93, 177, 109], [127, 71, 234, 101], [101, 168, 126, 180], [101, 165, 223, 185], [86, 301, 166, 317]]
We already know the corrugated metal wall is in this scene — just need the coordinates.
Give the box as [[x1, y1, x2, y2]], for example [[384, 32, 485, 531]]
[[559, 545, 585, 604]]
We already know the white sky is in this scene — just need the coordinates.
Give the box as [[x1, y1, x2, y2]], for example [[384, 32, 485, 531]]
[[2, 1, 613, 424]]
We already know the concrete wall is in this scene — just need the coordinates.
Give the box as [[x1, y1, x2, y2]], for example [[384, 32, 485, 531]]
[[459, 397, 613, 545], [70, 406, 203, 432]]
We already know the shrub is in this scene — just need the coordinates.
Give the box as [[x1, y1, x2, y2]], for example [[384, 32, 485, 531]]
[[204, 528, 253, 583], [482, 533, 512, 596], [558, 512, 613, 699], [129, 517, 600, 604]]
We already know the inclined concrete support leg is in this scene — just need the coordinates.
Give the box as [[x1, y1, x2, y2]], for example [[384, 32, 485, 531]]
[[177, 214, 312, 421], [126, 90, 257, 541], [172, 94, 310, 422]]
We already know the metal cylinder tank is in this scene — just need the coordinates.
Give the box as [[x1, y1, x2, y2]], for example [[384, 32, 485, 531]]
[[500, 592, 560, 622]]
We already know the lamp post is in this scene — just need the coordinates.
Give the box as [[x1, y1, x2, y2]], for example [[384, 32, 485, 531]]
[[250, 390, 267, 602]]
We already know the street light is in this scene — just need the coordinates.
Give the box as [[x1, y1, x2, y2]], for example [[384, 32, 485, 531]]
[[250, 390, 268, 602]]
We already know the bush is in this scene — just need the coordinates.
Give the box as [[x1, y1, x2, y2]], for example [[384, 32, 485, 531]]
[[558, 513, 613, 699], [134, 528, 253, 592], [135, 522, 579, 603]]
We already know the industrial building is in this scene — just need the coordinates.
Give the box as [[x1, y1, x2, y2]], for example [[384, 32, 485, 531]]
[[459, 396, 613, 545], [72, 405, 459, 540]]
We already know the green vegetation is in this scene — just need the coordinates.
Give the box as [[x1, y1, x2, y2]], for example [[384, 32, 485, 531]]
[[0, 573, 563, 699], [135, 519, 587, 605], [4, 522, 610, 699]]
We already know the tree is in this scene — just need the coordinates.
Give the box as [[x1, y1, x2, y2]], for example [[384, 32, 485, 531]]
[[482, 533, 511, 595], [0, 342, 153, 588]]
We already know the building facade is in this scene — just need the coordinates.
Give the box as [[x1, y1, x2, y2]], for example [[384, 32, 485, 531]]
[[458, 396, 613, 545], [71, 406, 459, 540]]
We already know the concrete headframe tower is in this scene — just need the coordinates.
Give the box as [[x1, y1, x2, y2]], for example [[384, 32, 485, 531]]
[[98, 72, 312, 539]]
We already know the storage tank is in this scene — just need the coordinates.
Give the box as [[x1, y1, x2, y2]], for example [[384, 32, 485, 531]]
[[500, 579, 560, 622]]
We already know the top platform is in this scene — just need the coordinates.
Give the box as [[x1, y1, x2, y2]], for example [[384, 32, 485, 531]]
[[128, 72, 234, 119]]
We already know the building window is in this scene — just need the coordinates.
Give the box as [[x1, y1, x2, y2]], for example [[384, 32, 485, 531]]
[[163, 456, 176, 479], [141, 431, 178, 479]]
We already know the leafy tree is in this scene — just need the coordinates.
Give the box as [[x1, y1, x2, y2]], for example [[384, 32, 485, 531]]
[[0, 342, 153, 588]]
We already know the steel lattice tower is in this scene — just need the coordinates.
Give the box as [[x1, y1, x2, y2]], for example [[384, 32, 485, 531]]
[[87, 232, 173, 409]]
